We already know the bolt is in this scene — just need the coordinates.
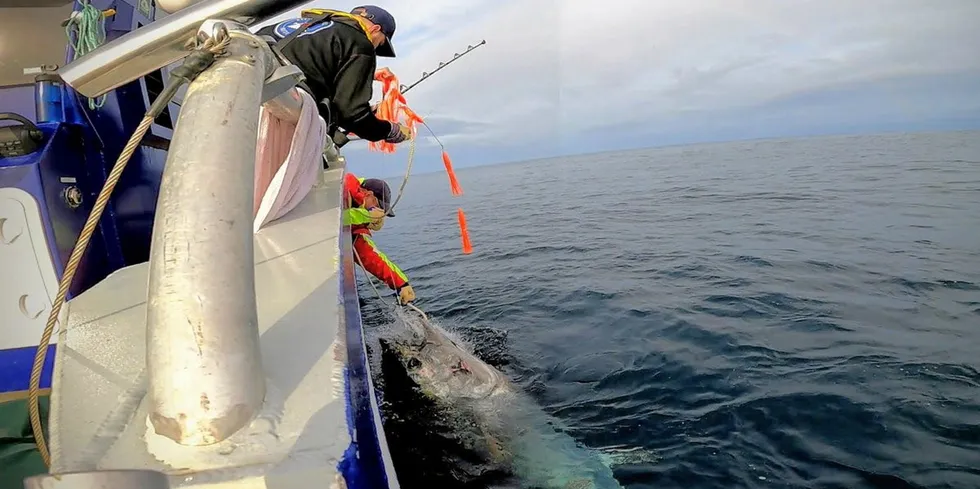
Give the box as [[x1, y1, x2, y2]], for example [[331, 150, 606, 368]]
[[248, 40, 261, 48], [243, 54, 256, 64], [64, 186, 83, 208]]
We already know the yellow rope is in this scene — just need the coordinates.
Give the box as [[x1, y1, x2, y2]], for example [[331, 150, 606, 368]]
[[352, 245, 428, 323], [27, 35, 230, 469], [28, 115, 154, 467]]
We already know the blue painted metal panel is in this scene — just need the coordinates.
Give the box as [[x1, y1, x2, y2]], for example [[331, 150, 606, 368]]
[[0, 347, 56, 393], [339, 213, 397, 488], [0, 0, 172, 395], [0, 123, 115, 298]]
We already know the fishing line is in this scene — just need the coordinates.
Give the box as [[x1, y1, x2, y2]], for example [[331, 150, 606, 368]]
[[349, 42, 488, 316]]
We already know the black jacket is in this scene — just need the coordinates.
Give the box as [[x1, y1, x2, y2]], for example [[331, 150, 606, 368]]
[[257, 16, 394, 141]]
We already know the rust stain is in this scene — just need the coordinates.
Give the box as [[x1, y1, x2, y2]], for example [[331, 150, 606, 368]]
[[149, 412, 184, 440]]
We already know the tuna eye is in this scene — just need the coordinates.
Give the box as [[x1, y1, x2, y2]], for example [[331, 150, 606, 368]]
[[407, 357, 421, 370]]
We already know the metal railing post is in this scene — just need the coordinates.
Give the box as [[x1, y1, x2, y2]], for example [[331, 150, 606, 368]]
[[145, 22, 272, 446]]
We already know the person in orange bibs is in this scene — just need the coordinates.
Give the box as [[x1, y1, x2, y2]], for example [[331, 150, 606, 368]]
[[343, 172, 415, 304]]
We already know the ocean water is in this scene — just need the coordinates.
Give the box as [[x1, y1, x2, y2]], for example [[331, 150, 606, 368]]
[[358, 130, 980, 489]]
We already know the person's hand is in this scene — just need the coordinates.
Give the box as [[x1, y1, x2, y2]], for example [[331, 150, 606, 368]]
[[384, 122, 412, 144], [367, 207, 385, 231], [398, 284, 415, 304]]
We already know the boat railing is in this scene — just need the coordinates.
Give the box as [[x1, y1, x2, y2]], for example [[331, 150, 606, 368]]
[[25, 0, 339, 486], [57, 0, 309, 99]]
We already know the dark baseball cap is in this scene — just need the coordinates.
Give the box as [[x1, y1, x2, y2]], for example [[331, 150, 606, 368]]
[[360, 178, 395, 217], [351, 5, 396, 57]]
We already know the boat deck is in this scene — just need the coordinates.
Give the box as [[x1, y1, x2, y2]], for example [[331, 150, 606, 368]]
[[43, 164, 393, 487]]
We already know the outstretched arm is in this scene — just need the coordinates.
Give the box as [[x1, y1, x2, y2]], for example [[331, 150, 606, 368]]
[[352, 234, 409, 291]]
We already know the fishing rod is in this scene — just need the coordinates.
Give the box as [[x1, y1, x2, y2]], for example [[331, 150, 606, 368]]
[[398, 40, 487, 95], [333, 40, 487, 147]]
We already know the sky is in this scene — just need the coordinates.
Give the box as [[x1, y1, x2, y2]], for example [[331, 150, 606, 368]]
[[256, 0, 980, 176]]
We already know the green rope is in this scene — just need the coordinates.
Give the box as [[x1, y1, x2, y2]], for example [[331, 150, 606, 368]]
[[65, 0, 108, 110]]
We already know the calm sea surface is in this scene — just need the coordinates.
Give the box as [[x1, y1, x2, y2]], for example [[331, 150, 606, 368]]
[[359, 131, 980, 489]]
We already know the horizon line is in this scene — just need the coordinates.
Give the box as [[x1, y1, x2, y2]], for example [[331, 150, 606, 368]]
[[368, 126, 980, 180]]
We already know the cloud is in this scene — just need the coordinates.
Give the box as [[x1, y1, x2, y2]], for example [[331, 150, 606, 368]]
[[257, 0, 980, 174]]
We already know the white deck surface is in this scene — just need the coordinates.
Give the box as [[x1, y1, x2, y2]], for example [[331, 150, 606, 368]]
[[47, 166, 353, 488]]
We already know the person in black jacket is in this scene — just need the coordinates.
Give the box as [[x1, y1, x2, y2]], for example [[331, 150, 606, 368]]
[[257, 5, 411, 144]]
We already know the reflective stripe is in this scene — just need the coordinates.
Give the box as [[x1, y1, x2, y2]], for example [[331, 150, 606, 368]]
[[344, 207, 373, 226], [360, 235, 408, 284]]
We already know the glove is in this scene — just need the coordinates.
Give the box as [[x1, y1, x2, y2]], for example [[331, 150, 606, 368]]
[[398, 284, 416, 304], [367, 207, 385, 231], [384, 122, 412, 144]]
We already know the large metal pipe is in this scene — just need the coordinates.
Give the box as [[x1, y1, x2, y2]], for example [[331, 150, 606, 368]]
[[146, 25, 272, 446], [57, 0, 309, 98]]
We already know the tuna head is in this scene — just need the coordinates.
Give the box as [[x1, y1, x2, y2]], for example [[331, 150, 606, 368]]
[[383, 320, 511, 404]]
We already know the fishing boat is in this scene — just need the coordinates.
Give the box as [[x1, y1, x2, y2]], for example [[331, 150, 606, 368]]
[[0, 0, 401, 487]]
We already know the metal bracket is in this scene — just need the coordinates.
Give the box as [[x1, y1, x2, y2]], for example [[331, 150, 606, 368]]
[[194, 21, 303, 103], [259, 34, 290, 66], [196, 18, 247, 43], [260, 64, 304, 103]]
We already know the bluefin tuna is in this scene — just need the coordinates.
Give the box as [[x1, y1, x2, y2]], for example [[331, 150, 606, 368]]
[[379, 312, 626, 489]]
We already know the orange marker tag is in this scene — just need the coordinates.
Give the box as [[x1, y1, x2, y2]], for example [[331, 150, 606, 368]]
[[442, 151, 463, 196], [457, 208, 473, 254]]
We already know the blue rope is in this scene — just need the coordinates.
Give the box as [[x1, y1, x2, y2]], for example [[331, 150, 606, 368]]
[[65, 0, 108, 110]]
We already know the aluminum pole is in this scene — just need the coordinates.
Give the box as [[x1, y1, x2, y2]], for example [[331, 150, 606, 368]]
[[146, 24, 272, 446]]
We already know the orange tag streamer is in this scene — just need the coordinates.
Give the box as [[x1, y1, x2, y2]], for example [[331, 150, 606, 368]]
[[442, 151, 463, 196], [368, 70, 423, 153], [457, 208, 473, 254], [359, 69, 474, 254]]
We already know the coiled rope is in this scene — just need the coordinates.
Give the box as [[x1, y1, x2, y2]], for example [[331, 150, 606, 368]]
[[27, 35, 231, 469], [65, 0, 109, 110]]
